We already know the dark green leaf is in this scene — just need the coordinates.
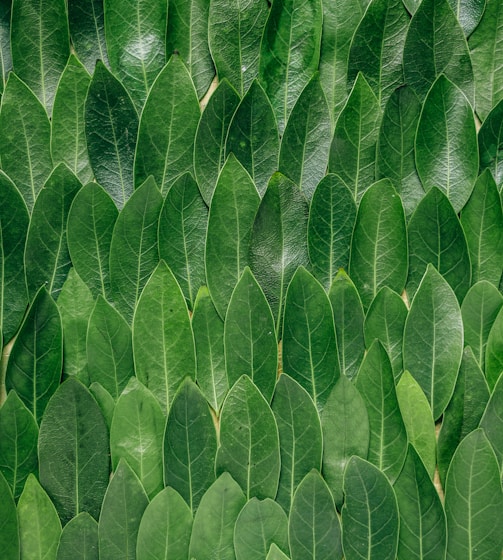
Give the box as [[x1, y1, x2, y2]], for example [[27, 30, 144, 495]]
[[56, 512, 98, 560], [89, 382, 115, 431], [478, 99, 503, 188], [479, 372, 503, 470], [0, 470, 19, 560], [485, 305, 503, 389], [0, 0, 12, 94]]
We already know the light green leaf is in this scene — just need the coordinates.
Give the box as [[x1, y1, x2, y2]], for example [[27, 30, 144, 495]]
[[225, 79, 280, 197], [0, 470, 19, 560], [445, 429, 503, 560], [51, 55, 93, 184], [5, 287, 62, 424], [278, 74, 331, 201], [448, 0, 485, 36], [163, 378, 217, 512], [0, 73, 52, 212], [158, 173, 208, 309], [89, 382, 115, 431], [485, 305, 503, 389], [189, 473, 246, 560], [56, 512, 98, 560], [136, 487, 192, 560], [349, 179, 408, 309], [234, 498, 289, 560], [0, 1, 12, 94], [479, 372, 503, 470], [24, 164, 82, 300], [85, 61, 138, 210], [104, 0, 166, 109], [271, 374, 323, 512], [225, 267, 277, 403], [267, 544, 291, 560], [216, 375, 280, 500], [205, 154, 260, 319], [342, 456, 399, 560], [39, 378, 109, 523], [403, 265, 464, 420], [134, 55, 200, 194], [328, 73, 381, 201], [478, 99, 503, 188], [11, 0, 70, 113]]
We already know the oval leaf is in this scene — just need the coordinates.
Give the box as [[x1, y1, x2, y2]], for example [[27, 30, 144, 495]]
[[478, 98, 503, 188], [485, 305, 503, 389], [479, 372, 503, 470], [56, 512, 98, 560], [0, 471, 19, 560]]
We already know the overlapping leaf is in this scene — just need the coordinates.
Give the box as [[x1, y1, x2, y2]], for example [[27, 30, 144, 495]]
[[0, 471, 19, 560], [56, 512, 99, 560]]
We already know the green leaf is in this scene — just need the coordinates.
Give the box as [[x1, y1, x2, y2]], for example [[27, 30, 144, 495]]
[[478, 99, 503, 188], [24, 164, 82, 300], [109, 176, 162, 323], [56, 512, 98, 560], [225, 79, 280, 197], [283, 266, 340, 411], [445, 429, 503, 560], [355, 340, 408, 481], [403, 265, 464, 420], [438, 347, 490, 484], [110, 377, 164, 500], [67, 182, 119, 300], [225, 267, 277, 403], [5, 287, 62, 424], [205, 154, 260, 319], [85, 61, 138, 210], [234, 498, 289, 560], [448, 0, 485, 36], [0, 1, 12, 94], [11, 0, 70, 113], [364, 287, 408, 381], [0, 171, 29, 342], [479, 372, 503, 470], [394, 445, 447, 560], [328, 270, 366, 381], [0, 73, 52, 212], [136, 487, 192, 560], [415, 75, 478, 213], [208, 0, 269, 96], [51, 55, 93, 184], [163, 378, 217, 512], [39, 378, 109, 523], [249, 173, 309, 334], [307, 175, 356, 291], [289, 470, 343, 560], [258, 0, 322, 133], [216, 375, 280, 500], [0, 470, 19, 560], [89, 382, 115, 431], [104, 0, 167, 109], [406, 187, 471, 303], [191, 286, 227, 412], [349, 179, 408, 309], [98, 459, 149, 560], [376, 85, 424, 217], [278, 74, 331, 201], [189, 473, 246, 560], [67, 0, 109, 73], [17, 474, 61, 560], [267, 544, 291, 560], [0, 391, 38, 500], [321, 374, 369, 508], [396, 370, 436, 478], [347, 0, 408, 107], [328, 73, 381, 201], [271, 374, 323, 512], [86, 295, 134, 400], [134, 55, 200, 194], [341, 456, 399, 560], [468, 0, 503, 121], [403, 0, 474, 103], [158, 173, 208, 309], [194, 78, 241, 205], [485, 305, 503, 389]]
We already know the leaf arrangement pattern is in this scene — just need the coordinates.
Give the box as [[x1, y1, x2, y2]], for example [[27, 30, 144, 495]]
[[0, 0, 503, 558]]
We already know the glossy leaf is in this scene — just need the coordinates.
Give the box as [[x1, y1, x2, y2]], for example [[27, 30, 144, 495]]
[[56, 512, 99, 560], [225, 79, 280, 197], [278, 74, 331, 200], [403, 265, 464, 420], [485, 305, 503, 389], [216, 375, 280, 500], [39, 378, 109, 523], [271, 374, 323, 512], [24, 164, 82, 300], [0, 73, 52, 212], [109, 176, 162, 323], [158, 173, 208, 309], [328, 73, 381, 201], [0, 470, 19, 560], [288, 470, 343, 560], [205, 154, 260, 319], [85, 61, 138, 209], [448, 0, 485, 36], [0, 1, 12, 93], [479, 372, 503, 470], [134, 55, 200, 194], [478, 99, 503, 188], [5, 287, 62, 424], [163, 378, 217, 512]]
